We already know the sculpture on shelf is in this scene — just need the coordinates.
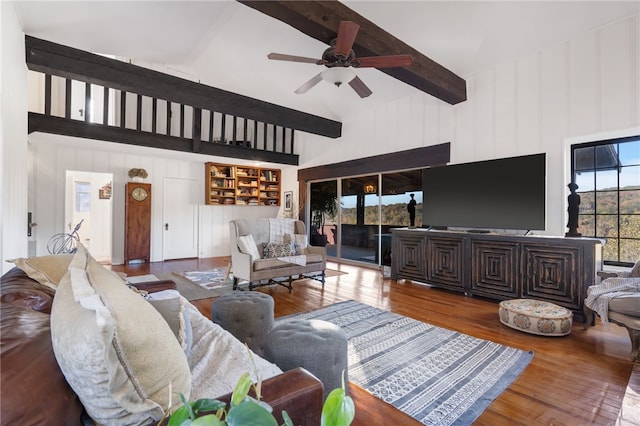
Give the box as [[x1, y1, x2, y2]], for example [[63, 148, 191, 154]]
[[407, 193, 417, 228], [127, 168, 148, 181], [565, 182, 581, 237]]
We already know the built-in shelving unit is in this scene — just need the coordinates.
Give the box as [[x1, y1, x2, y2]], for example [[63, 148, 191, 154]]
[[205, 162, 280, 206]]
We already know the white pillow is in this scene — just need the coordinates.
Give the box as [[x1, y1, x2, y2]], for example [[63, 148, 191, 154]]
[[237, 234, 261, 261], [50, 245, 191, 424]]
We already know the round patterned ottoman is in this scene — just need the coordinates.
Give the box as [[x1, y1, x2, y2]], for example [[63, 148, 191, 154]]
[[499, 299, 573, 336], [264, 319, 348, 399], [211, 292, 274, 356]]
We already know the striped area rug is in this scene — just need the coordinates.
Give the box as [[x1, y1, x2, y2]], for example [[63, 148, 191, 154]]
[[281, 300, 533, 425]]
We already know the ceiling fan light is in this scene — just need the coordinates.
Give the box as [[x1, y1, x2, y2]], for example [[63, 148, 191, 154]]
[[321, 67, 356, 87]]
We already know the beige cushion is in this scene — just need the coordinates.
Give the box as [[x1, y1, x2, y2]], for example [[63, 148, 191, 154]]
[[263, 242, 295, 258], [630, 259, 640, 278], [253, 258, 291, 271], [609, 296, 640, 318], [285, 233, 309, 255], [8, 254, 74, 289], [305, 253, 324, 264], [148, 291, 193, 355], [237, 234, 261, 261], [50, 245, 191, 424]]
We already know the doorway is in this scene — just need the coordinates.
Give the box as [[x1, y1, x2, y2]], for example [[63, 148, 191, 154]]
[[163, 177, 199, 260], [64, 170, 113, 263]]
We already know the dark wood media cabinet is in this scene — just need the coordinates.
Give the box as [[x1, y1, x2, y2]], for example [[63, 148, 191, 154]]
[[391, 228, 603, 321]]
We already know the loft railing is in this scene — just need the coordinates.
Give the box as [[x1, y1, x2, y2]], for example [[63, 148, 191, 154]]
[[25, 36, 343, 166], [29, 71, 298, 164]]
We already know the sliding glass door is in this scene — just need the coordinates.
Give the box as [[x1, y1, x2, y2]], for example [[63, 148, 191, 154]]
[[307, 169, 423, 267], [309, 180, 338, 256], [340, 175, 379, 264]]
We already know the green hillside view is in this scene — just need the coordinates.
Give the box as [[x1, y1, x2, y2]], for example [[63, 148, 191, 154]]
[[578, 186, 640, 263], [340, 203, 423, 227]]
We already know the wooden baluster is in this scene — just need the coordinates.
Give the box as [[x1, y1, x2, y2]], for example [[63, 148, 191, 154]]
[[44, 74, 51, 116], [151, 98, 157, 133], [179, 104, 185, 138], [193, 108, 202, 153], [65, 79, 71, 119], [166, 101, 171, 135], [84, 82, 91, 122], [209, 110, 215, 142], [253, 120, 258, 150], [103, 87, 109, 125], [220, 114, 226, 143], [136, 94, 142, 130], [232, 115, 237, 144], [120, 90, 126, 128]]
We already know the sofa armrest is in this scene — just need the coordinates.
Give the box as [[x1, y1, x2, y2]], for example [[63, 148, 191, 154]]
[[597, 271, 619, 280], [130, 280, 177, 293], [306, 245, 326, 257], [159, 368, 324, 426], [256, 367, 324, 425], [217, 368, 323, 426]]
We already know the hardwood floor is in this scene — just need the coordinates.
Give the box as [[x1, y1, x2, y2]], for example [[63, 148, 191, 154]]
[[111, 258, 636, 425]]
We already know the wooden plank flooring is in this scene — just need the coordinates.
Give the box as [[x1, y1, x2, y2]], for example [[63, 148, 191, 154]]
[[111, 257, 636, 425]]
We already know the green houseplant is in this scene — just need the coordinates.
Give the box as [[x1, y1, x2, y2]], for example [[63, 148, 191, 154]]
[[164, 371, 354, 426]]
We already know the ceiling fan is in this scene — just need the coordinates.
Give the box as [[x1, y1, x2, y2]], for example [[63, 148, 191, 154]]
[[267, 21, 414, 98]]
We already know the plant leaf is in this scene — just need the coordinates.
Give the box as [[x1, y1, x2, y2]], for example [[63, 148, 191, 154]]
[[226, 401, 278, 426], [282, 410, 294, 426], [191, 414, 224, 426], [321, 388, 355, 426], [193, 398, 226, 414], [231, 372, 253, 407], [168, 406, 192, 426]]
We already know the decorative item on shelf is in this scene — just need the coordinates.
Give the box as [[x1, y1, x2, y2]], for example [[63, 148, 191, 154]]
[[98, 181, 112, 199], [127, 168, 148, 182]]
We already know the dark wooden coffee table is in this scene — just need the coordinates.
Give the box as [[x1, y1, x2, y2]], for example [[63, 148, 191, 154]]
[[348, 383, 421, 425]]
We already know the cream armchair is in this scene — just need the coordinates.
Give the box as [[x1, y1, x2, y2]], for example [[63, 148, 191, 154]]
[[584, 259, 640, 361]]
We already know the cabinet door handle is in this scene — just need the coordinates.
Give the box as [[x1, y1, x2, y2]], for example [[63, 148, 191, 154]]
[[165, 223, 169, 230]]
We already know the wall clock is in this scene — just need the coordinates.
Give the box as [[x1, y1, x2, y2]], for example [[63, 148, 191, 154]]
[[125, 182, 151, 263], [131, 186, 148, 201]]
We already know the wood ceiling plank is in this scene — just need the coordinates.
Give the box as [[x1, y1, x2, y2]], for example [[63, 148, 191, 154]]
[[238, 0, 467, 105]]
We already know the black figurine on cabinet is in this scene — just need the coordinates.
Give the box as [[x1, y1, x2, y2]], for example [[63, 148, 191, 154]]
[[565, 181, 581, 237]]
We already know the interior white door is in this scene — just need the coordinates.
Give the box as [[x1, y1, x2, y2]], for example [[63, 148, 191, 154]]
[[163, 177, 199, 260], [64, 170, 113, 262]]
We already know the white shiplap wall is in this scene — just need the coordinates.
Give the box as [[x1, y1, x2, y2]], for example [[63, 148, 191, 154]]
[[1, 3, 29, 273], [27, 134, 297, 263], [298, 14, 640, 237]]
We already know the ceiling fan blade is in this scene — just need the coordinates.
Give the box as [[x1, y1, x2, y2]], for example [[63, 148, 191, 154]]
[[294, 73, 323, 94], [355, 55, 414, 68], [268, 52, 321, 64], [349, 76, 372, 98], [334, 21, 360, 57]]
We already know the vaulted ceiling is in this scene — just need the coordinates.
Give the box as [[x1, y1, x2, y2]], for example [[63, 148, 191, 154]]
[[14, 1, 640, 123]]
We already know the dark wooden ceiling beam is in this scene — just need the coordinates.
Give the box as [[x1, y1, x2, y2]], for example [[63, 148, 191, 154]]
[[298, 143, 450, 182], [28, 113, 300, 165], [238, 0, 467, 105], [25, 35, 341, 139]]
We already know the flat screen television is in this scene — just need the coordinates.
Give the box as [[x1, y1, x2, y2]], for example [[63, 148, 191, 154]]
[[422, 153, 546, 231]]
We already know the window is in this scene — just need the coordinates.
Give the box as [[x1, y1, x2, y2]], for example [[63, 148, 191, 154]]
[[75, 181, 91, 213], [571, 136, 640, 266]]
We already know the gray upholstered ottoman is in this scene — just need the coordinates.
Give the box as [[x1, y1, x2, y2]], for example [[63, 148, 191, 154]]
[[211, 292, 274, 356], [264, 319, 348, 398]]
